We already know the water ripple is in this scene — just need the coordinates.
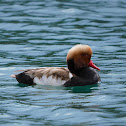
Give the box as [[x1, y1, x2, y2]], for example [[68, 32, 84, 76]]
[[0, 0, 126, 125]]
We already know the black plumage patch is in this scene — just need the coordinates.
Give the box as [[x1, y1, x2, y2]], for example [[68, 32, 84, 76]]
[[67, 59, 75, 73], [16, 72, 34, 85]]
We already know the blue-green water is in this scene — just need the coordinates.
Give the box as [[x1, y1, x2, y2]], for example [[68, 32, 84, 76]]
[[0, 0, 126, 125]]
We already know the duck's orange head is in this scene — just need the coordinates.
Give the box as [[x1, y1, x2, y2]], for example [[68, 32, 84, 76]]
[[67, 44, 100, 73]]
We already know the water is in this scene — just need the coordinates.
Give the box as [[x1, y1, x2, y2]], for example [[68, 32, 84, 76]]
[[0, 0, 126, 125]]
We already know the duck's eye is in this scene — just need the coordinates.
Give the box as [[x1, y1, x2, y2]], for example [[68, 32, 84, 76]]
[[81, 54, 90, 59], [82, 54, 88, 57], [82, 54, 90, 60]]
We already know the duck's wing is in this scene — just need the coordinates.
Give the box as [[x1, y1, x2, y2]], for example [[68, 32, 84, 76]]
[[11, 67, 72, 86]]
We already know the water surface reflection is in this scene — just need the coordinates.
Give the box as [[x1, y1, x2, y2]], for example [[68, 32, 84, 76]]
[[0, 0, 126, 125]]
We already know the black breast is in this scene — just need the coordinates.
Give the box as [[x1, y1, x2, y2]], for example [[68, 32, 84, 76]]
[[63, 67, 100, 87]]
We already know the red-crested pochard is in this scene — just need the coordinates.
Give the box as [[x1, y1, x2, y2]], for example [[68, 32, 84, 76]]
[[11, 44, 100, 87]]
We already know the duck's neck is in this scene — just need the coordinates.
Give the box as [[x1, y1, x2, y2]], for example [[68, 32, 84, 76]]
[[67, 59, 88, 75], [72, 67, 90, 77]]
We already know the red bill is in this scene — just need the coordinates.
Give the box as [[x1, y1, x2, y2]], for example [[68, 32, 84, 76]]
[[88, 60, 100, 71]]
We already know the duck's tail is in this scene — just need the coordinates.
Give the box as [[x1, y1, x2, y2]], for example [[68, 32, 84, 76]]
[[11, 74, 16, 78]]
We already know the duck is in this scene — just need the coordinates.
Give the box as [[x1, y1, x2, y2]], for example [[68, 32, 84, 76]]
[[11, 44, 100, 87]]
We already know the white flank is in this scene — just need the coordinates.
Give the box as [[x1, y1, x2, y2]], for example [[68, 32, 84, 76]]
[[69, 72, 73, 78], [33, 75, 67, 86]]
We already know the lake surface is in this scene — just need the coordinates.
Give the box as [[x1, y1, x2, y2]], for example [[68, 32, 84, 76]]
[[0, 0, 126, 125]]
